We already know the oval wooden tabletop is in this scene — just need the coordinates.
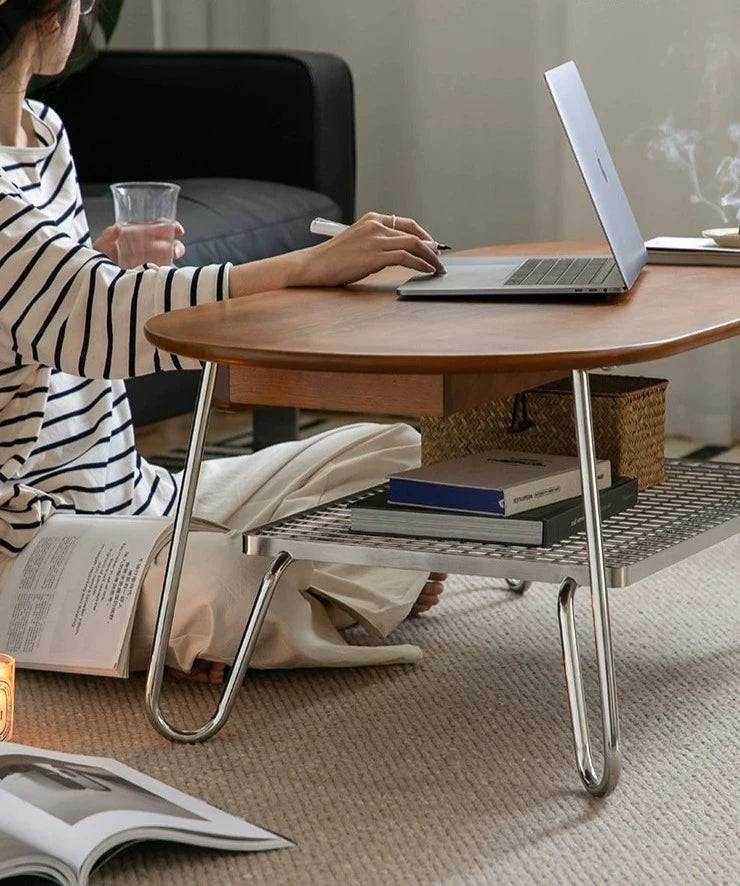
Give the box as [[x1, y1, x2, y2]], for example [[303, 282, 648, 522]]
[[145, 241, 740, 374]]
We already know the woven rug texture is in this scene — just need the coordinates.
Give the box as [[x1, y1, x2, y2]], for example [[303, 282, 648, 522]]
[[14, 533, 740, 885]]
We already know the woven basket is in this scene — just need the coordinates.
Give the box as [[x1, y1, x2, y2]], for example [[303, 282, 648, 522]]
[[420, 375, 668, 491]]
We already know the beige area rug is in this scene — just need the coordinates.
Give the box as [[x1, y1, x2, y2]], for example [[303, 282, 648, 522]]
[[14, 536, 740, 885]]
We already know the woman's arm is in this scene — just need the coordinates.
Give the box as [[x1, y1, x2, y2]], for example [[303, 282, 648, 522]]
[[0, 186, 441, 379], [0, 186, 227, 379], [92, 210, 443, 299], [228, 212, 445, 297]]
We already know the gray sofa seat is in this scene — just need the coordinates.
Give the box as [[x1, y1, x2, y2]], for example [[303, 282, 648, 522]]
[[83, 178, 340, 267]]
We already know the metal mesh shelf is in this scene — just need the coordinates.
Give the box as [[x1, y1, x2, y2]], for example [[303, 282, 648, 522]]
[[245, 460, 740, 587]]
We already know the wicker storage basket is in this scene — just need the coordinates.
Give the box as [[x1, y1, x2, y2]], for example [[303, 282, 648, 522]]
[[420, 375, 668, 490]]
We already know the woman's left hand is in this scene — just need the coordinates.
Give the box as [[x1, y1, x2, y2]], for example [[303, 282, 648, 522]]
[[93, 223, 187, 267]]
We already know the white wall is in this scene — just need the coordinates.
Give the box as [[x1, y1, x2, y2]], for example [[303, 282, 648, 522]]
[[262, 0, 738, 247], [265, 0, 564, 251], [112, 1, 739, 245], [110, 0, 156, 49], [112, 0, 268, 51], [111, 0, 740, 441]]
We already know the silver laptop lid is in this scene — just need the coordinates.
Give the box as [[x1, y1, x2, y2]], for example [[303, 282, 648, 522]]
[[544, 61, 646, 288]]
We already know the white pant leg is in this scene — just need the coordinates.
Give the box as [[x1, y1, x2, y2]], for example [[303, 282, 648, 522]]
[[130, 422, 428, 672]]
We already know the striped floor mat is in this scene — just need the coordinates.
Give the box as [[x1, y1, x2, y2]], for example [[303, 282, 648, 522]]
[[149, 421, 740, 472], [664, 439, 740, 462], [148, 415, 343, 472]]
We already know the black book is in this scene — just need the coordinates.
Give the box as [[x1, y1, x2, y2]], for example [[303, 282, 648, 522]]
[[349, 477, 638, 547]]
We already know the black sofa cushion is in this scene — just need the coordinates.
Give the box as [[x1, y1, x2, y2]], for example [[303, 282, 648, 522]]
[[42, 51, 356, 225], [83, 177, 341, 266]]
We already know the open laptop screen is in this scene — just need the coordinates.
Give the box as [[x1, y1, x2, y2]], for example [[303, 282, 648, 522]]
[[544, 61, 646, 288]]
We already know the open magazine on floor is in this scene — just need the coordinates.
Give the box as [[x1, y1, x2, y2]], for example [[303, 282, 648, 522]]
[[0, 743, 291, 885], [0, 514, 226, 677]]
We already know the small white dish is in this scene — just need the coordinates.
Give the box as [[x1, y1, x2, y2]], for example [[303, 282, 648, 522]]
[[702, 228, 740, 249]]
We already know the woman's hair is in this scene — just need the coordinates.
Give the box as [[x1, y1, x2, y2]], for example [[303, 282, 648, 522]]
[[0, 0, 75, 61]]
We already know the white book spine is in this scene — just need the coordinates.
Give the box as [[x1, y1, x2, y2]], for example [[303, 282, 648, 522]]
[[503, 462, 611, 516]]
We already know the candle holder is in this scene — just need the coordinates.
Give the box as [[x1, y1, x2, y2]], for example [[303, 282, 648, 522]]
[[702, 227, 740, 248], [0, 653, 15, 741]]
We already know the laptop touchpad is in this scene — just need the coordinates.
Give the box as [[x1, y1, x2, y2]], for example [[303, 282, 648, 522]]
[[399, 257, 523, 294]]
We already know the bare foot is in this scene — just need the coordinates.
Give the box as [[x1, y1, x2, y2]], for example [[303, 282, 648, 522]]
[[166, 574, 449, 680], [167, 661, 227, 685], [410, 572, 447, 617]]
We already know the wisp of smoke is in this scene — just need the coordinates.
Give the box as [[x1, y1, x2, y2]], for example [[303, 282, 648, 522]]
[[702, 40, 740, 97], [716, 124, 740, 223], [646, 115, 728, 222]]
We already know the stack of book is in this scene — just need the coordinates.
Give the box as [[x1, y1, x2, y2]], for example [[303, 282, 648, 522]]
[[350, 449, 638, 547], [645, 236, 740, 267]]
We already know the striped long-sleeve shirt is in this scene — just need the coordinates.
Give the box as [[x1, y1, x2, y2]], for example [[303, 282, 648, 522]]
[[0, 99, 230, 555]]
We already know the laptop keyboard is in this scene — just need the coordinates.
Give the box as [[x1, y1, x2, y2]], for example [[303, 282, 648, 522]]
[[504, 257, 618, 288]]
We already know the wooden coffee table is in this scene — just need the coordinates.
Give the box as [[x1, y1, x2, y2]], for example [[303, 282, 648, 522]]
[[144, 242, 740, 797]]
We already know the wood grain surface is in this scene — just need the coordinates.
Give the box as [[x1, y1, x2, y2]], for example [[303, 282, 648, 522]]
[[146, 242, 740, 374], [214, 365, 568, 417]]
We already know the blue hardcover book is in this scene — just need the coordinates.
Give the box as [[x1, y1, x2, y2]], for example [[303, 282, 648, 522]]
[[389, 449, 611, 517]]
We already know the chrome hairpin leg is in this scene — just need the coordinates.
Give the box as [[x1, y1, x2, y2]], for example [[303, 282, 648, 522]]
[[144, 361, 293, 742], [147, 547, 293, 743], [557, 370, 621, 797], [505, 579, 531, 594]]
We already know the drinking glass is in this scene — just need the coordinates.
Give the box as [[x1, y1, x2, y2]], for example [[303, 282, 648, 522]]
[[0, 653, 15, 741], [110, 182, 181, 268]]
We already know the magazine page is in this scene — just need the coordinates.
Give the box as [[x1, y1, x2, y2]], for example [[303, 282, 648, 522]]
[[0, 744, 292, 882], [0, 515, 171, 677], [0, 829, 73, 885]]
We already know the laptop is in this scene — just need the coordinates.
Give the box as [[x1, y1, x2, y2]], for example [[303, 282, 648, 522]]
[[397, 60, 646, 298]]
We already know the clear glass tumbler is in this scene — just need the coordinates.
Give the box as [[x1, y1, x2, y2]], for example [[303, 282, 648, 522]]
[[110, 181, 181, 268], [0, 653, 15, 741]]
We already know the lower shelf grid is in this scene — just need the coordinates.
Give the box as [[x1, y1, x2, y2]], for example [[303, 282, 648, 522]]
[[245, 460, 740, 587]]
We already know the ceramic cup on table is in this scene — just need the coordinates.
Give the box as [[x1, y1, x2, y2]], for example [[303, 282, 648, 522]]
[[702, 227, 740, 248]]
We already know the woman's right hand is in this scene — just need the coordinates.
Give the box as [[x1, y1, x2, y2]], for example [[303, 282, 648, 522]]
[[293, 212, 446, 287], [94, 222, 187, 267], [228, 212, 445, 300]]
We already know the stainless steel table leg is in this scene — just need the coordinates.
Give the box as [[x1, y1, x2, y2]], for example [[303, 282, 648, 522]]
[[148, 548, 294, 743], [144, 361, 293, 742], [505, 579, 531, 594], [559, 369, 621, 796]]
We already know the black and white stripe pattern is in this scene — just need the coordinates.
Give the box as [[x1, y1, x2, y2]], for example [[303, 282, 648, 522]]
[[0, 100, 230, 554]]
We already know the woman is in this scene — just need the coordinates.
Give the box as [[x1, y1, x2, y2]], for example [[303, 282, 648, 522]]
[[0, 0, 447, 682]]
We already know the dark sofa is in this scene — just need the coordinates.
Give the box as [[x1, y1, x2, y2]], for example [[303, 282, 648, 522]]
[[37, 50, 356, 437]]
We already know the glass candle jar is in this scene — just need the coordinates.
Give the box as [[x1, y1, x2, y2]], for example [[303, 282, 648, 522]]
[[0, 654, 15, 741]]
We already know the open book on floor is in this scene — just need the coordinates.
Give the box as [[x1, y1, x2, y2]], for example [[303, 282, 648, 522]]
[[0, 514, 226, 677], [0, 743, 292, 885]]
